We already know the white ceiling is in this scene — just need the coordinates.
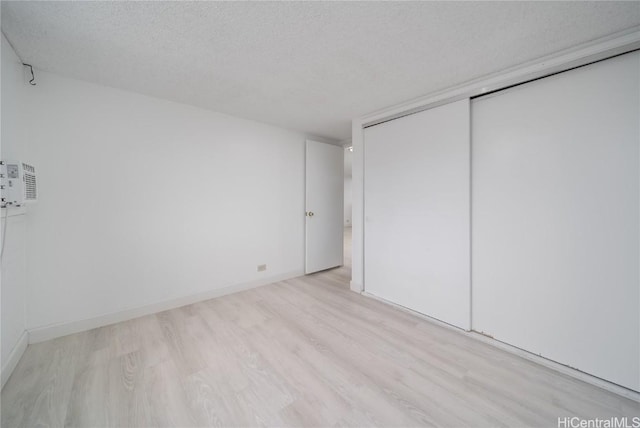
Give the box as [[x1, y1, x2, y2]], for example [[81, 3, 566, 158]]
[[2, 2, 639, 141]]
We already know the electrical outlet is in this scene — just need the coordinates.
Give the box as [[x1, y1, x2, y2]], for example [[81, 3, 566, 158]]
[[257, 264, 267, 272]]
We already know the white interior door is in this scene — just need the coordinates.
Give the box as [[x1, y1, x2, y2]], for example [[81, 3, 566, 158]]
[[305, 140, 344, 274]]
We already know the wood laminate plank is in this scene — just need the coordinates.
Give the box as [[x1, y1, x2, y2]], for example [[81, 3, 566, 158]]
[[2, 231, 638, 427]]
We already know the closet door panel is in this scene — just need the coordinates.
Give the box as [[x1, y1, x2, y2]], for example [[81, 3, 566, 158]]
[[472, 52, 640, 391], [364, 99, 470, 330]]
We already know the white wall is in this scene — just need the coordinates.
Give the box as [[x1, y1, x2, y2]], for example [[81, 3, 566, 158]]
[[22, 70, 311, 332], [364, 99, 470, 330], [472, 52, 639, 391], [1, 34, 29, 382], [344, 177, 352, 227], [344, 147, 352, 227]]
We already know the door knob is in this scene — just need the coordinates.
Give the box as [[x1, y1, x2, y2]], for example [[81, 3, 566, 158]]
[[306, 211, 315, 217]]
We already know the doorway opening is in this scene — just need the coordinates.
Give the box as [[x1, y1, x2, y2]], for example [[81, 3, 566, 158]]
[[343, 145, 353, 281]]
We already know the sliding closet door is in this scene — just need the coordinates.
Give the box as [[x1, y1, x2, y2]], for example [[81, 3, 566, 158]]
[[472, 52, 639, 391], [364, 99, 470, 330]]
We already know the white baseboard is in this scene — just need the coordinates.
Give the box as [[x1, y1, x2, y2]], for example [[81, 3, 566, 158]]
[[28, 270, 304, 344], [1, 330, 28, 389], [1, 206, 27, 218], [468, 332, 640, 402], [360, 291, 640, 402]]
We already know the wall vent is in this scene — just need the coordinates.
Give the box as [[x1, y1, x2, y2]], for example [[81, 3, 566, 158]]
[[22, 164, 37, 201]]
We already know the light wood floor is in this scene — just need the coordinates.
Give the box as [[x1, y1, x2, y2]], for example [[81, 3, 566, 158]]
[[2, 228, 638, 427]]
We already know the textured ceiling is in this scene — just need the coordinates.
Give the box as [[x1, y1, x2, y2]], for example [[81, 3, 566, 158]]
[[2, 2, 639, 141]]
